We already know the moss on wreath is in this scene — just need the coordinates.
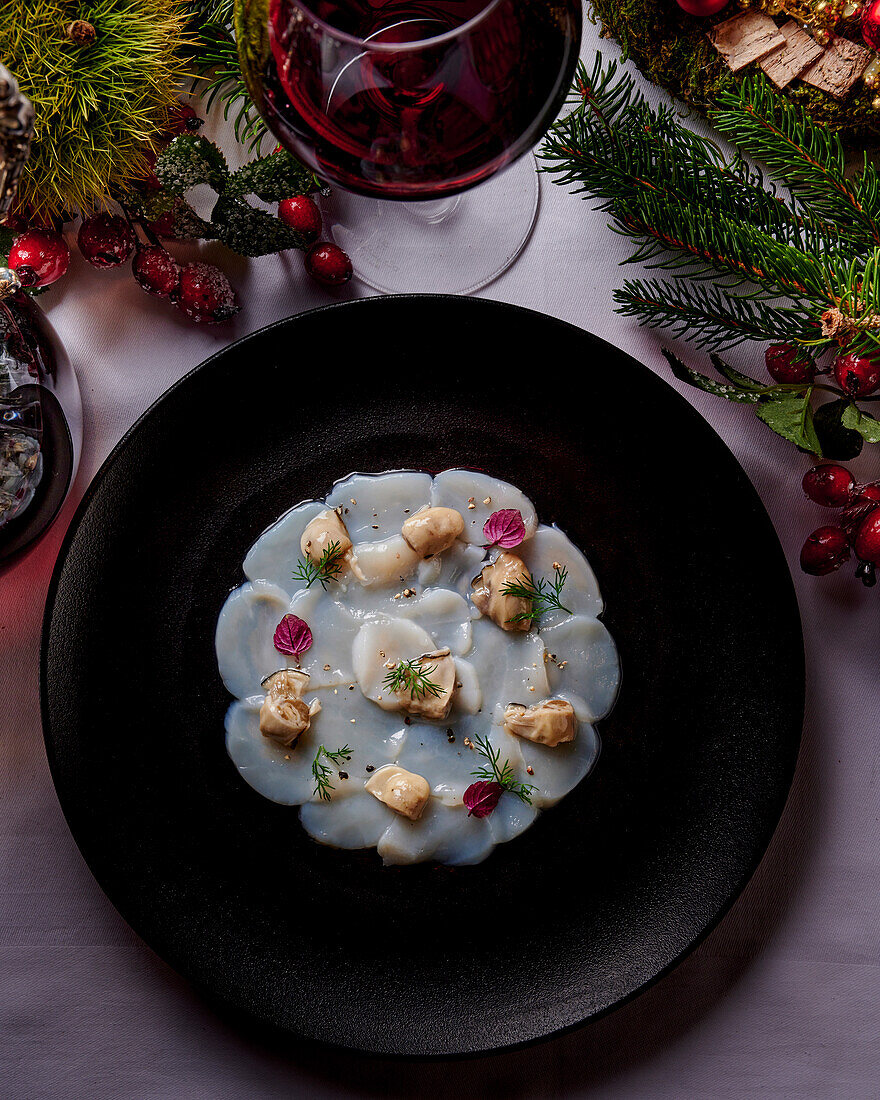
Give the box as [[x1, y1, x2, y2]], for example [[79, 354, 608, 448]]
[[590, 0, 880, 138]]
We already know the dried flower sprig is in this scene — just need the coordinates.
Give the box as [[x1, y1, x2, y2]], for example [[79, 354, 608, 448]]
[[501, 564, 572, 626], [468, 735, 537, 807], [382, 659, 444, 701], [311, 744, 353, 801], [292, 539, 345, 590]]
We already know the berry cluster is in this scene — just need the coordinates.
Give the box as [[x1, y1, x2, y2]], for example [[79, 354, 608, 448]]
[[800, 464, 880, 587], [2, 103, 354, 323], [765, 342, 880, 398]]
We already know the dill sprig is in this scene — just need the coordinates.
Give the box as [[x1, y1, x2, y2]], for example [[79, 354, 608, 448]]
[[311, 744, 353, 802], [501, 564, 572, 626], [292, 540, 345, 590], [470, 736, 537, 805], [382, 659, 444, 701]]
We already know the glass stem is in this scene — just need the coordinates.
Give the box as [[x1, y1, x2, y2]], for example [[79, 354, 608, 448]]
[[402, 195, 462, 225]]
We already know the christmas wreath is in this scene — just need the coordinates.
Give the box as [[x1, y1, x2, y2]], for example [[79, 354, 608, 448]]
[[592, 0, 880, 137]]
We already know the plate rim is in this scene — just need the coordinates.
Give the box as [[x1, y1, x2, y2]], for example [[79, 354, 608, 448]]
[[39, 294, 805, 1058]]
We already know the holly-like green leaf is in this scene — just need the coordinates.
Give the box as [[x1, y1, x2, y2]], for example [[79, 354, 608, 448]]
[[211, 195, 308, 256], [225, 149, 318, 201], [170, 198, 217, 240], [814, 399, 864, 460], [663, 349, 762, 403], [841, 403, 880, 443], [156, 134, 229, 195], [755, 390, 821, 454], [709, 354, 769, 393]]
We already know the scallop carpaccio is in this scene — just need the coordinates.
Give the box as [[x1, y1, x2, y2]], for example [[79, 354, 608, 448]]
[[216, 470, 619, 865]]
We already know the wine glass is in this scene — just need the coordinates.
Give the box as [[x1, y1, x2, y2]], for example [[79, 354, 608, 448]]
[[237, 0, 582, 293]]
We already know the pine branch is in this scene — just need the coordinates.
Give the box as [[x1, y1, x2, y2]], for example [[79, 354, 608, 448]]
[[186, 0, 268, 153], [614, 278, 817, 350], [711, 74, 880, 250]]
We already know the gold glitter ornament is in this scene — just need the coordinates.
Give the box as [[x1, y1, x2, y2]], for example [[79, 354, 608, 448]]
[[873, 95, 880, 108]]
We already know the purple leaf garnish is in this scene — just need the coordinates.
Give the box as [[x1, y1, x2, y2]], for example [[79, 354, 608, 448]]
[[463, 780, 504, 818], [273, 614, 312, 660], [483, 508, 526, 549]]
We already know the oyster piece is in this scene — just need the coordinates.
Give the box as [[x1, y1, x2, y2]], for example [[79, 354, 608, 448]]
[[471, 551, 532, 632], [504, 698, 577, 747], [393, 647, 457, 720], [300, 508, 352, 564], [259, 668, 322, 748], [365, 764, 430, 821], [401, 506, 465, 558]]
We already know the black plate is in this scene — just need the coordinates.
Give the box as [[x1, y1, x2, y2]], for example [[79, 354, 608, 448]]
[[41, 296, 803, 1057]]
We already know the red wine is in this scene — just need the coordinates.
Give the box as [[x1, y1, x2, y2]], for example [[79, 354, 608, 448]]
[[264, 0, 581, 198]]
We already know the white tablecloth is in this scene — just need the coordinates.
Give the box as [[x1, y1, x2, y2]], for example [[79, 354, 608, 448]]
[[2, 24, 879, 1099]]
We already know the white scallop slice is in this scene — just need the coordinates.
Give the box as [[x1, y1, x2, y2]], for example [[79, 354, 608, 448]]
[[225, 700, 320, 805], [397, 588, 473, 656], [299, 788, 395, 849], [307, 684, 408, 777], [326, 471, 433, 541], [418, 540, 487, 599], [243, 500, 325, 593], [514, 702, 601, 808], [541, 614, 620, 721], [516, 525, 603, 622], [377, 800, 494, 866], [352, 619, 438, 710], [452, 657, 482, 713], [351, 534, 420, 588], [431, 469, 538, 545], [467, 617, 550, 713], [216, 580, 292, 700], [487, 791, 540, 843], [286, 587, 359, 688]]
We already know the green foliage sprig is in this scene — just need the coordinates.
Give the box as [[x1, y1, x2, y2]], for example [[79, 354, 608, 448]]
[[292, 539, 346, 590], [470, 736, 536, 805], [311, 744, 353, 801], [381, 659, 444, 701], [501, 564, 571, 626], [541, 55, 880, 457], [124, 133, 317, 256], [186, 0, 268, 154]]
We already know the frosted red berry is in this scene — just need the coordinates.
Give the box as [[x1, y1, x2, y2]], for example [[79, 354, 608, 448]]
[[132, 244, 180, 298], [7, 228, 70, 287], [801, 464, 855, 507], [800, 525, 851, 576], [278, 195, 322, 243], [854, 509, 880, 565], [305, 241, 352, 287], [175, 262, 240, 323], [834, 351, 880, 397], [765, 343, 815, 384], [77, 213, 136, 269]]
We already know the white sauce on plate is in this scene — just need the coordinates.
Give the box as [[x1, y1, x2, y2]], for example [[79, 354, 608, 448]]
[[216, 470, 620, 865]]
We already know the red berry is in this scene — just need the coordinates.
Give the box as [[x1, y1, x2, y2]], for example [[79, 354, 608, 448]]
[[800, 526, 851, 576], [834, 351, 880, 397], [174, 262, 240, 323], [765, 343, 815, 384], [675, 0, 728, 13], [854, 508, 880, 564], [7, 228, 70, 287], [132, 244, 180, 298], [801, 463, 855, 507], [305, 241, 352, 287], [858, 483, 880, 503], [165, 101, 203, 137], [278, 195, 322, 243], [77, 213, 136, 269]]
